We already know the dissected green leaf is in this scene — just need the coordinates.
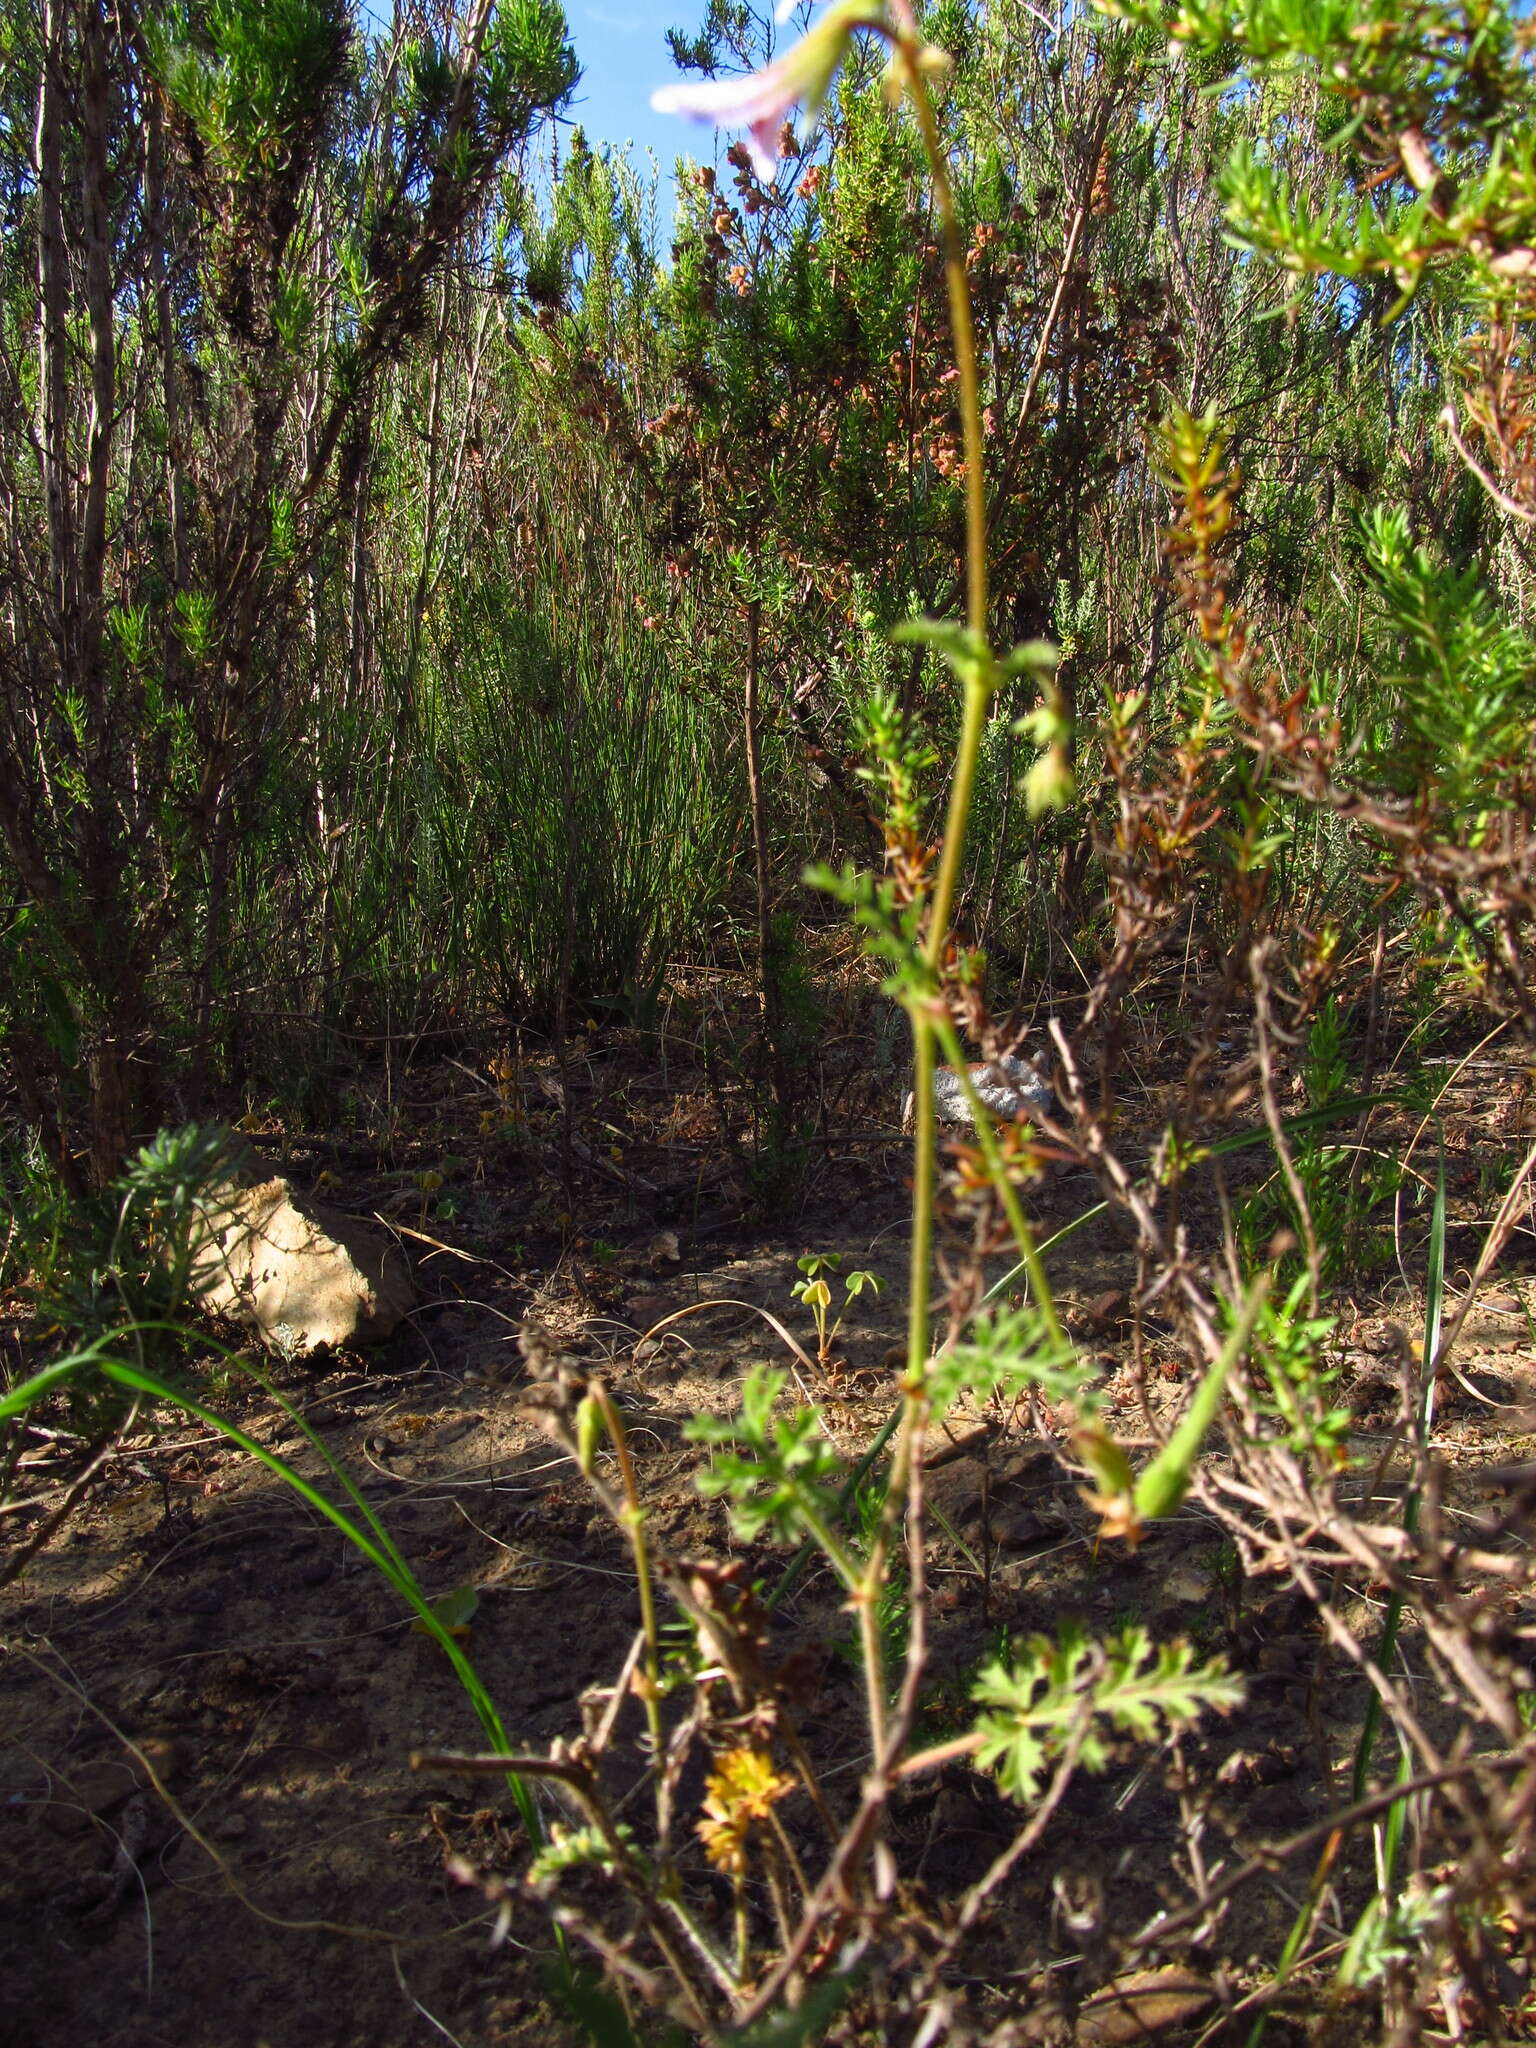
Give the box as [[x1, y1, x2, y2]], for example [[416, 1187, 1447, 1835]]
[[974, 1624, 1244, 1803]]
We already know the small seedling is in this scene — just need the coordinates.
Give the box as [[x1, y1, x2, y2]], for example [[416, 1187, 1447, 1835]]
[[791, 1252, 883, 1368]]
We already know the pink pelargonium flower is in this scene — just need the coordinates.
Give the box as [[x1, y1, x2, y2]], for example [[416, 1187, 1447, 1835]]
[[651, 0, 886, 183]]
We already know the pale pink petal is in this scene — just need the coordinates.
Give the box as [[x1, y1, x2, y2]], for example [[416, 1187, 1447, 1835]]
[[649, 70, 771, 119], [652, 67, 799, 177], [651, 74, 794, 128], [652, 2, 880, 180], [745, 116, 786, 181]]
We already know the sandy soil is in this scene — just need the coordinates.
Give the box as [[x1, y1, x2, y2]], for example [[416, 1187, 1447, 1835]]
[[5, 1030, 1534, 2047]]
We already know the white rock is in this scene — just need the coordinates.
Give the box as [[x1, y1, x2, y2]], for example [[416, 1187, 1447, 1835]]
[[902, 1053, 1053, 1132], [189, 1177, 415, 1356]]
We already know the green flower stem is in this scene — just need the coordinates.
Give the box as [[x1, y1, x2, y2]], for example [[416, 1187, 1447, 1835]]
[[766, 1401, 905, 1614], [892, 41, 991, 1380], [797, 1481, 891, 1754], [794, 1500, 863, 1592], [929, 1012, 1067, 1353], [848, 34, 996, 1767], [732, 1871, 751, 1983], [657, 1874, 744, 2000], [590, 1381, 666, 1767], [903, 58, 988, 651], [906, 1020, 938, 1384]]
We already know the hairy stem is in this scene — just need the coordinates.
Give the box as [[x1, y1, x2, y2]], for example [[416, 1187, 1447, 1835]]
[[591, 1382, 666, 1771], [896, 44, 991, 1380], [856, 30, 997, 1775]]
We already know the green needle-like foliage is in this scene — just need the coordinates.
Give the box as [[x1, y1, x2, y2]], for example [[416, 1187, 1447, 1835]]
[[1360, 505, 1536, 814]]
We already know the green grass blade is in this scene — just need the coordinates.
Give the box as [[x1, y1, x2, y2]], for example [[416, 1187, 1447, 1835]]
[[8, 1345, 544, 1846]]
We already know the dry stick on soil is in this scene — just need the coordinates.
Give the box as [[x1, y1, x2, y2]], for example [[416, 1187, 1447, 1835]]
[[1200, 1472, 1457, 1770], [1386, 1018, 1512, 1296], [632, 1297, 821, 1377], [0, 1425, 124, 1589], [1345, 912, 1390, 1202], [1047, 925, 1531, 1980], [1432, 1132, 1536, 1371], [1251, 947, 1321, 1307], [414, 1747, 730, 2021], [911, 1710, 1097, 2001], [727, 1445, 949, 2030], [549, 1900, 673, 2006], [1124, 1747, 1533, 1957], [657, 1561, 837, 1842], [16, 1645, 465, 1946], [1223, 1249, 1536, 1751]]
